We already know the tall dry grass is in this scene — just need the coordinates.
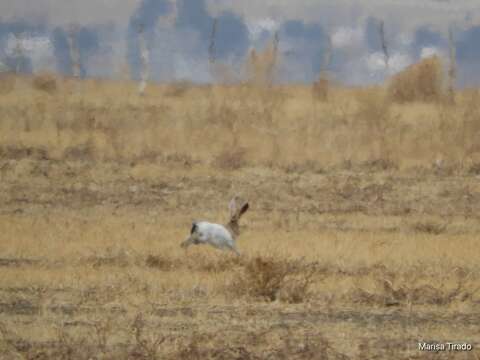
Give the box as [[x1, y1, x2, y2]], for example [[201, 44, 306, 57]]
[[1, 56, 480, 172]]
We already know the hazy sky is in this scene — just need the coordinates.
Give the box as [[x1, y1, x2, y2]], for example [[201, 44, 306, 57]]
[[1, 0, 479, 85], [1, 0, 479, 27]]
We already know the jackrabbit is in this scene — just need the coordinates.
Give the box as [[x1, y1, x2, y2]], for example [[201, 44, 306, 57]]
[[181, 196, 249, 255]]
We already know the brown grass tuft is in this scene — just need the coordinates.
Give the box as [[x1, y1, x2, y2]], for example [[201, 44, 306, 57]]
[[145, 255, 175, 271], [214, 147, 247, 170], [32, 73, 58, 94]]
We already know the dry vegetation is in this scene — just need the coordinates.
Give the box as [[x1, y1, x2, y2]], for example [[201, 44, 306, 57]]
[[0, 64, 480, 359], [388, 56, 446, 104]]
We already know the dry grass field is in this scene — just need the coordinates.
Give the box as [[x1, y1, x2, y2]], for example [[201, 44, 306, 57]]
[[0, 69, 480, 359]]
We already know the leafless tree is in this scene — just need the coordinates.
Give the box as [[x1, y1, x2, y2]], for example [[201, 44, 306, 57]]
[[209, 18, 218, 65], [321, 33, 333, 76], [12, 33, 25, 74], [379, 20, 390, 72], [447, 26, 456, 104], [67, 25, 81, 78], [267, 31, 279, 86], [137, 24, 149, 95]]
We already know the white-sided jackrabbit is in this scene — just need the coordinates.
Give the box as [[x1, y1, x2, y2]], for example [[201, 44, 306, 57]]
[[180, 196, 249, 255]]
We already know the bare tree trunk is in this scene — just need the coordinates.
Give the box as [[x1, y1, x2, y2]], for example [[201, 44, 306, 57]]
[[138, 25, 149, 96], [447, 26, 456, 104], [267, 32, 279, 87], [13, 34, 24, 74], [379, 21, 390, 72], [321, 33, 332, 76], [67, 27, 81, 78], [209, 18, 218, 66]]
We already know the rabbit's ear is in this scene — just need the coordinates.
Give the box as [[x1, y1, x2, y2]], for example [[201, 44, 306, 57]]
[[190, 222, 198, 235], [228, 197, 238, 218], [238, 202, 249, 218]]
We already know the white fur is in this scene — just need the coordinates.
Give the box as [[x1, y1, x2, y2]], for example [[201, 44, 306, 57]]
[[181, 196, 248, 255], [191, 221, 238, 253]]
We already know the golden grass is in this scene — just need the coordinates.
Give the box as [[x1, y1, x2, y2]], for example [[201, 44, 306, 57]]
[[1, 72, 479, 171], [0, 73, 480, 358], [1, 204, 479, 358]]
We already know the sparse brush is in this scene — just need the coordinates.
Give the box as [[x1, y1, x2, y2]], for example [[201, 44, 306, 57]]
[[239, 256, 293, 301], [63, 140, 96, 161], [352, 269, 478, 307], [192, 255, 244, 273], [468, 162, 480, 175], [89, 319, 114, 357], [145, 254, 175, 271], [0, 145, 48, 160], [5, 73, 480, 168], [412, 221, 447, 235], [279, 262, 318, 304], [231, 256, 318, 303], [283, 160, 325, 174], [214, 147, 247, 170], [131, 313, 167, 359], [86, 247, 132, 268]]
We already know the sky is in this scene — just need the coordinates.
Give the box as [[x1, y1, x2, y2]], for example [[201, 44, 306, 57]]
[[0, 0, 479, 86]]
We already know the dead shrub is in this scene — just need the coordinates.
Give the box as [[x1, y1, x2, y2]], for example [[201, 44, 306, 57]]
[[145, 255, 175, 271], [245, 257, 292, 301], [0, 146, 48, 160], [130, 313, 167, 359], [388, 56, 445, 103], [214, 148, 247, 170], [32, 73, 57, 94], [232, 256, 318, 303], [279, 263, 317, 304]]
